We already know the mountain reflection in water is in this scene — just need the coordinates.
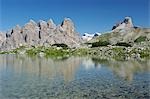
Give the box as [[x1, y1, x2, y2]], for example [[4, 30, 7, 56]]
[[91, 58, 150, 81], [0, 55, 82, 82], [0, 55, 149, 82]]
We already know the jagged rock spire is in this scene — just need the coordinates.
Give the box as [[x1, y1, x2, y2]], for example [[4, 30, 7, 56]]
[[39, 20, 48, 30], [61, 18, 75, 36], [47, 19, 56, 29], [12, 25, 21, 33]]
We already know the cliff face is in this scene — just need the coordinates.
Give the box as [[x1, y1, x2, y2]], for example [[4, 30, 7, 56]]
[[0, 32, 6, 47], [0, 18, 81, 51]]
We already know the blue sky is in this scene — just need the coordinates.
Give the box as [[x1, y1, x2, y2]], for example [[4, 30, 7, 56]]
[[0, 0, 149, 34]]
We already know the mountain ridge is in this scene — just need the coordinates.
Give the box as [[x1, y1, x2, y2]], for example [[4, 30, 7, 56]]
[[0, 17, 150, 52], [0, 18, 81, 51]]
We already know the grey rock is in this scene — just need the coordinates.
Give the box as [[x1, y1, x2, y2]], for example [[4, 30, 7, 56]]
[[61, 18, 75, 37], [0, 32, 6, 47], [22, 19, 40, 46], [10, 25, 25, 47], [47, 19, 56, 29], [112, 17, 134, 30], [0, 18, 81, 51]]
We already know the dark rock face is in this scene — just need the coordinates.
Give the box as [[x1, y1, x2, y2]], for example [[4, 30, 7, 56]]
[[0, 18, 81, 51]]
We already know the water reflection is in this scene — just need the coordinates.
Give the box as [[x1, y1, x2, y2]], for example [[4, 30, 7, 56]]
[[82, 58, 102, 70], [92, 58, 150, 81], [0, 55, 149, 98], [0, 55, 149, 82], [0, 55, 82, 82]]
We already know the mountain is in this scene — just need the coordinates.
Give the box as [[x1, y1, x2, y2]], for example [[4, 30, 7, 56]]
[[0, 16, 149, 52], [88, 17, 150, 47], [0, 18, 81, 51]]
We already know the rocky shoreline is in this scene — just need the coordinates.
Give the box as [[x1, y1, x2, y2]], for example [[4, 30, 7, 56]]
[[0, 45, 149, 61]]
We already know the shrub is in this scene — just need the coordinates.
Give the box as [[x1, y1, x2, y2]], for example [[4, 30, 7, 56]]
[[134, 36, 147, 43], [52, 43, 66, 47], [115, 42, 132, 47], [92, 41, 110, 47], [52, 43, 68, 49]]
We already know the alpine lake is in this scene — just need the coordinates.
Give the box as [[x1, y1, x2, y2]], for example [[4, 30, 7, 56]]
[[0, 54, 149, 99]]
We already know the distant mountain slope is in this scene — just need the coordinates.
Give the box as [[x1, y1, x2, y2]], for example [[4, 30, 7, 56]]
[[88, 17, 150, 47], [89, 27, 150, 45]]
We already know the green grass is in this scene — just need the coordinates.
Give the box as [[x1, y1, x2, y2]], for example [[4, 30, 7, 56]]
[[72, 48, 89, 56], [44, 48, 70, 57], [112, 47, 126, 60], [25, 46, 71, 58]]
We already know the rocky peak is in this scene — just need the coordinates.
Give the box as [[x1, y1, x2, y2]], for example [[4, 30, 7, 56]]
[[28, 19, 37, 25], [12, 25, 21, 33], [112, 16, 134, 30], [56, 25, 64, 33], [38, 20, 48, 30], [61, 18, 75, 36], [47, 19, 56, 29], [23, 19, 38, 30], [124, 17, 133, 28], [23, 20, 39, 33]]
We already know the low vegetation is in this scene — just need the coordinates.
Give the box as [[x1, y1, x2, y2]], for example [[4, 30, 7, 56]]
[[134, 36, 147, 43], [115, 42, 132, 47], [52, 43, 69, 49], [0, 43, 150, 61], [139, 48, 150, 59], [91, 41, 110, 47]]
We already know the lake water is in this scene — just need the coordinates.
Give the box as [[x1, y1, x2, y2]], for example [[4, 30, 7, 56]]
[[0, 55, 149, 99]]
